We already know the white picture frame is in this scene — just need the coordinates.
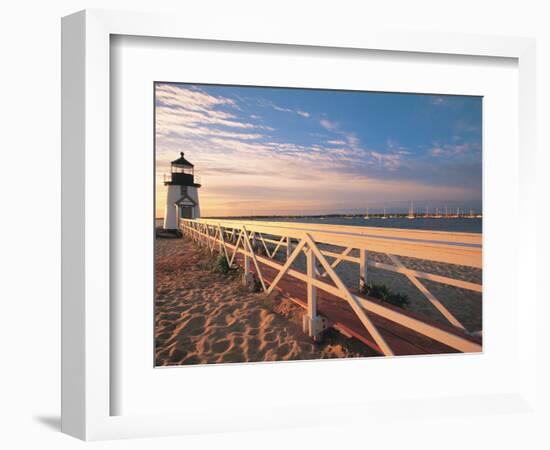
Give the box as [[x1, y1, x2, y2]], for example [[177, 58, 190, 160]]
[[61, 9, 538, 441]]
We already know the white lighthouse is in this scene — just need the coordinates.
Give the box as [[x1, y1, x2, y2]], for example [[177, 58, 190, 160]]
[[163, 152, 201, 230]]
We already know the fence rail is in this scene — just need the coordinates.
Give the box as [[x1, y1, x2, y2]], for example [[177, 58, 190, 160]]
[[179, 218, 482, 356]]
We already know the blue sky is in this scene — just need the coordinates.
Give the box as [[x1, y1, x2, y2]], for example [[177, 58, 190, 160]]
[[155, 83, 482, 217]]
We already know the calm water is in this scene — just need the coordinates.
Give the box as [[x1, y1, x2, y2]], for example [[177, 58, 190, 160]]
[[256, 216, 482, 233]]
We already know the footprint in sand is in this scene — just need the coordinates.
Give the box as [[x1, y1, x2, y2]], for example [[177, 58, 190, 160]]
[[211, 339, 231, 353], [220, 345, 246, 363], [169, 349, 187, 361], [181, 355, 200, 365], [156, 332, 171, 342], [182, 316, 206, 336], [246, 337, 261, 353], [263, 331, 277, 343], [227, 322, 246, 333], [156, 351, 170, 362], [158, 319, 176, 327], [276, 343, 291, 359], [160, 313, 180, 321]]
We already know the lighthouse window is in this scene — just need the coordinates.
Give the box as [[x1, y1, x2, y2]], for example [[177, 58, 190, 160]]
[[180, 185, 187, 195], [173, 166, 193, 175]]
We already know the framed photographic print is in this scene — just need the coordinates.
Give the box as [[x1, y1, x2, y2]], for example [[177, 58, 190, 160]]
[[61, 9, 538, 441], [153, 82, 483, 366]]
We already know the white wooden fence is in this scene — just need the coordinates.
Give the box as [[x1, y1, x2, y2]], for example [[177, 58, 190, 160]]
[[179, 218, 482, 356]]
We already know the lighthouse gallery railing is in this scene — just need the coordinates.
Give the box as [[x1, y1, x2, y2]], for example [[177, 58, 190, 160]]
[[179, 218, 482, 356]]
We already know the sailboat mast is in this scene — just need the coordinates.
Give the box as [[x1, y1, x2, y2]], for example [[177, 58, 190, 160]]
[[408, 200, 414, 219]]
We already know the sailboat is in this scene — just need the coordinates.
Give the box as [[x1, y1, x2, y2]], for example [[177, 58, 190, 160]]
[[407, 200, 415, 219], [381, 206, 387, 219], [364, 208, 369, 219]]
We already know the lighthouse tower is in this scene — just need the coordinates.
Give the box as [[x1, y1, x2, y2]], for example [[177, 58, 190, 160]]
[[163, 152, 201, 230]]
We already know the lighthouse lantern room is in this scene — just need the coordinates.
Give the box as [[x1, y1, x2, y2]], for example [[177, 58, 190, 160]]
[[163, 152, 201, 230]]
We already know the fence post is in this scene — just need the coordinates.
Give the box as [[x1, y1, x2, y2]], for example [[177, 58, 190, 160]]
[[359, 248, 368, 292], [286, 236, 292, 260], [218, 227, 223, 254], [242, 249, 250, 285], [306, 247, 317, 319], [302, 245, 326, 341]]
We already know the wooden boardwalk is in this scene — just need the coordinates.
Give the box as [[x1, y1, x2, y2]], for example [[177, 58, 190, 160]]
[[181, 218, 482, 357], [242, 255, 480, 356]]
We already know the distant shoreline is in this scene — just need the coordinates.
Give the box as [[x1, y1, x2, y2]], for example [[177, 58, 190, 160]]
[[156, 214, 482, 234], [157, 213, 482, 221]]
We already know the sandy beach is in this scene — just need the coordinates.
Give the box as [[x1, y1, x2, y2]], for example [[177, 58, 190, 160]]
[[155, 237, 377, 366], [321, 246, 482, 332]]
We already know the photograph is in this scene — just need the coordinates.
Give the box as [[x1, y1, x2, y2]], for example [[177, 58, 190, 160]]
[[154, 82, 483, 366]]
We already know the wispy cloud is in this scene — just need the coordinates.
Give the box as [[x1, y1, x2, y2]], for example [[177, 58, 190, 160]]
[[429, 142, 480, 158], [319, 121, 408, 171], [320, 118, 339, 131], [272, 104, 310, 117], [370, 151, 403, 171], [155, 84, 271, 142], [156, 84, 237, 111], [256, 99, 311, 118]]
